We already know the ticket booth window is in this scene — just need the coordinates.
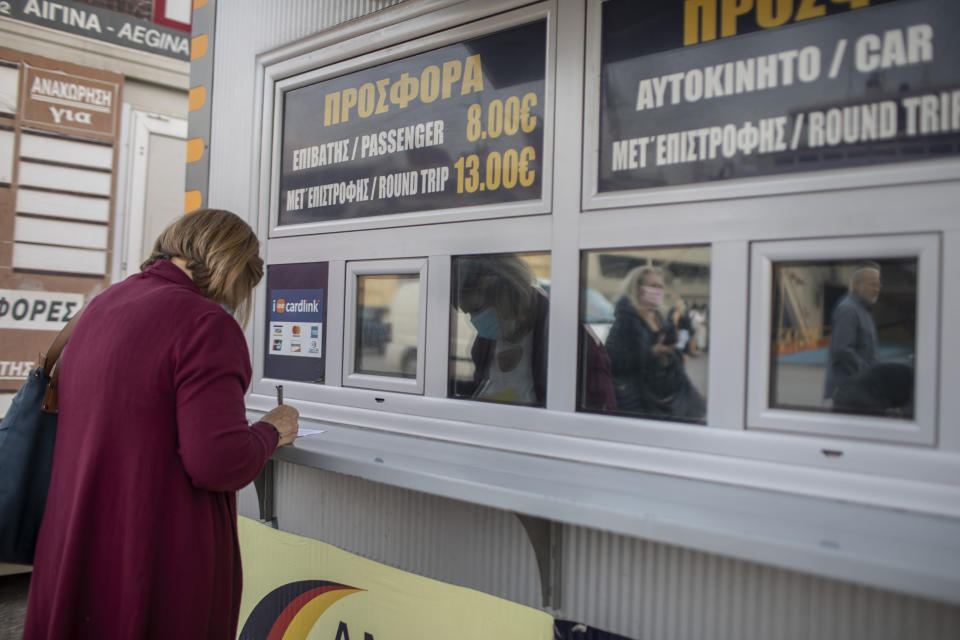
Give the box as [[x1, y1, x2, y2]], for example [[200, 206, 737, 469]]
[[449, 252, 550, 407], [747, 234, 939, 445], [769, 258, 918, 419], [343, 259, 427, 395], [577, 246, 711, 424]]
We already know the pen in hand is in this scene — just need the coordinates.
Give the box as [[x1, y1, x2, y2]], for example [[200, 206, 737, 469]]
[[263, 384, 298, 446]]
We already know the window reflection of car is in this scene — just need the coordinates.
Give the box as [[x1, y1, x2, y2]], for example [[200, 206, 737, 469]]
[[375, 281, 476, 379], [539, 280, 615, 342], [378, 282, 420, 378], [582, 287, 615, 343]]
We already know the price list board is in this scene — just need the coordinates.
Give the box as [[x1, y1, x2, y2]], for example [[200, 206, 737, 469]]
[[278, 20, 546, 225], [596, 0, 960, 193]]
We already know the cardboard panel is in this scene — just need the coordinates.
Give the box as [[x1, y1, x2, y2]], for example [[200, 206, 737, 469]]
[[16, 188, 110, 222], [17, 161, 112, 196], [12, 242, 106, 275], [20, 133, 113, 170], [14, 215, 108, 250]]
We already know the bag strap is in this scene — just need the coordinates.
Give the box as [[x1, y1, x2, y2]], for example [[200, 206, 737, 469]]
[[41, 309, 83, 414]]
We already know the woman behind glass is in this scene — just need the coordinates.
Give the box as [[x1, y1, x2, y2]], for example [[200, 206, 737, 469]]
[[605, 266, 705, 422], [453, 255, 548, 406]]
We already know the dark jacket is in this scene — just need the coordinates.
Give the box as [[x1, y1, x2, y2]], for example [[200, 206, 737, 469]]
[[824, 292, 878, 399], [605, 297, 704, 421]]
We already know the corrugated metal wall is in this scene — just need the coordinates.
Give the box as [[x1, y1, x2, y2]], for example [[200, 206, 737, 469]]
[[562, 526, 960, 640], [238, 466, 960, 640], [267, 462, 542, 606]]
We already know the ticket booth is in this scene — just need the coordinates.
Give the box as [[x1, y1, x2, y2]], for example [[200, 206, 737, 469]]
[[208, 0, 960, 636]]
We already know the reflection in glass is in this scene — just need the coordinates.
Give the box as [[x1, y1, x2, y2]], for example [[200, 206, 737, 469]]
[[355, 274, 419, 378], [449, 253, 550, 406], [770, 259, 916, 418], [579, 247, 710, 423]]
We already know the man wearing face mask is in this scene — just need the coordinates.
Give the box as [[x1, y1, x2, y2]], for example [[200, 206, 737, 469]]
[[604, 266, 705, 421]]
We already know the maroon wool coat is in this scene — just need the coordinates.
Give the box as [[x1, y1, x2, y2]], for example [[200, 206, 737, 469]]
[[23, 260, 278, 640]]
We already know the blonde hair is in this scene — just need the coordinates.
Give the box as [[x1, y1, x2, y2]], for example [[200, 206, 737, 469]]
[[620, 265, 663, 313], [141, 208, 264, 328]]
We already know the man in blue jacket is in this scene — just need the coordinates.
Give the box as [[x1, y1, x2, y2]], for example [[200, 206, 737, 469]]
[[824, 261, 882, 408]]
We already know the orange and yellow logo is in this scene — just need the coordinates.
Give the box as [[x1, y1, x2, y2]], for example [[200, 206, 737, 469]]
[[238, 580, 362, 640], [275, 298, 287, 313]]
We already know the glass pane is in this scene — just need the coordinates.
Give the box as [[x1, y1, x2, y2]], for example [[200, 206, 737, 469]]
[[449, 253, 550, 407], [355, 274, 419, 378], [770, 259, 916, 418], [580, 247, 710, 424]]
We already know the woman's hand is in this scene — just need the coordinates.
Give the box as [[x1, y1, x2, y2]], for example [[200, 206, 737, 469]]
[[651, 333, 676, 358], [262, 405, 299, 446]]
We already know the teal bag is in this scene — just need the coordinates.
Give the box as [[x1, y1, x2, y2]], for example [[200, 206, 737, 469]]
[[0, 314, 78, 565], [0, 366, 59, 564]]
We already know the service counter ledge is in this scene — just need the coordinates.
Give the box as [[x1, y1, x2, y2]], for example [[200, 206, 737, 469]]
[[246, 406, 960, 609]]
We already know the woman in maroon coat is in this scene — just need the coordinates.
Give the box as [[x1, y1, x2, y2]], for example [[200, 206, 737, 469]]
[[23, 209, 299, 639]]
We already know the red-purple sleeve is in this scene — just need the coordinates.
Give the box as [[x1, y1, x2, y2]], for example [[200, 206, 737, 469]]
[[174, 309, 279, 491]]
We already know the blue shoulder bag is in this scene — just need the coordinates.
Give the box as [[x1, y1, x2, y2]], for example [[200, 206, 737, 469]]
[[0, 313, 79, 565]]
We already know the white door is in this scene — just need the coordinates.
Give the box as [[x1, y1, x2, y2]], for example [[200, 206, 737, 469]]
[[117, 110, 187, 280]]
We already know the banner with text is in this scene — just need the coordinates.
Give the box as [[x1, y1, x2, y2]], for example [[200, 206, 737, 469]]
[[598, 0, 960, 192], [0, 0, 190, 60], [279, 20, 546, 224], [237, 517, 553, 640]]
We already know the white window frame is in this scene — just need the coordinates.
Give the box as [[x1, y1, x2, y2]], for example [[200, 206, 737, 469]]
[[579, 0, 960, 212], [260, 2, 556, 239], [746, 233, 940, 445], [343, 258, 428, 395], [238, 0, 960, 525]]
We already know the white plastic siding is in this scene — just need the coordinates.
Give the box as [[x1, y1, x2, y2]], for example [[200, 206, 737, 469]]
[[220, 1, 960, 637]]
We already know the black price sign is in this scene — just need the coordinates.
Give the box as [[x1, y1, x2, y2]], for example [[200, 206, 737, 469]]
[[598, 0, 960, 193], [279, 20, 546, 225]]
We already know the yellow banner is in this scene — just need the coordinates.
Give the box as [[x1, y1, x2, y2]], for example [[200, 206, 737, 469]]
[[237, 517, 554, 640]]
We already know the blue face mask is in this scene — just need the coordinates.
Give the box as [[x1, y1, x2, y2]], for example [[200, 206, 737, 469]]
[[469, 306, 502, 340], [220, 302, 234, 315]]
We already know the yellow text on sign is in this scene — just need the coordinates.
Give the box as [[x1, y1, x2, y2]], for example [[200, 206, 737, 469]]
[[684, 0, 873, 46], [466, 93, 539, 141], [323, 54, 484, 126], [454, 147, 536, 194]]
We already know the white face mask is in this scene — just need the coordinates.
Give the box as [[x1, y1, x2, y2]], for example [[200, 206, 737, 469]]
[[639, 285, 663, 307]]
